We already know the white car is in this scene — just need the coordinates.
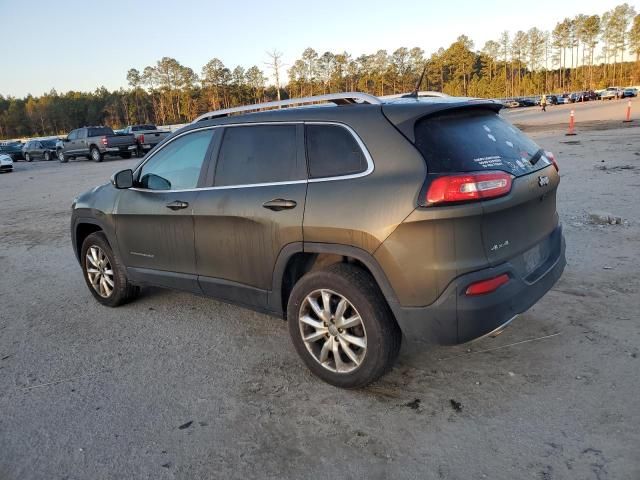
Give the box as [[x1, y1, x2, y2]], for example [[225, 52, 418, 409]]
[[0, 153, 14, 173]]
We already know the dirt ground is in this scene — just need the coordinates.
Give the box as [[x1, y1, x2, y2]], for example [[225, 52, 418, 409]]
[[0, 105, 639, 479]]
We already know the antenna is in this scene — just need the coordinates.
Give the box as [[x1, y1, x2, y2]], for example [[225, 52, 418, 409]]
[[407, 63, 428, 98]]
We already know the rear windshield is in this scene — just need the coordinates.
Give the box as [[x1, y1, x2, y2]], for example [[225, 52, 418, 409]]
[[414, 109, 551, 176], [88, 127, 114, 137]]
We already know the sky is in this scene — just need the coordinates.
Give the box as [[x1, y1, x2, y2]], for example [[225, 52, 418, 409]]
[[0, 0, 633, 98]]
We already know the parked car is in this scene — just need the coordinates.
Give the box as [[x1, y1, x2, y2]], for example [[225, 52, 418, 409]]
[[621, 87, 637, 98], [556, 95, 571, 104], [601, 87, 622, 100], [516, 98, 536, 107], [0, 140, 24, 160], [22, 139, 58, 162], [71, 92, 566, 388], [122, 124, 171, 156], [56, 126, 137, 163], [569, 92, 591, 102], [0, 153, 13, 172]]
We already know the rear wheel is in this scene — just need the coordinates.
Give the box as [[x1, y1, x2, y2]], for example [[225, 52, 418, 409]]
[[90, 146, 103, 162], [287, 263, 401, 388], [81, 232, 139, 307], [25, 152, 32, 162]]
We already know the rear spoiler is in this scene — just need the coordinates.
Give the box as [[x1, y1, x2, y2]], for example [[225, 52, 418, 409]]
[[381, 98, 503, 143]]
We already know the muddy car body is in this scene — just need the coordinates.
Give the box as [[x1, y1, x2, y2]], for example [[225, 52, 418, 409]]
[[71, 93, 566, 387]]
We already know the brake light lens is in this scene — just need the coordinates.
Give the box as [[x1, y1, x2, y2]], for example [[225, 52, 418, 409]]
[[139, 134, 144, 144], [101, 136, 108, 146], [545, 151, 558, 171], [425, 171, 513, 205], [465, 273, 510, 296]]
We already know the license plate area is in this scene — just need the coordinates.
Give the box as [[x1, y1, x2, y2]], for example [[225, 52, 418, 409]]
[[523, 244, 543, 274]]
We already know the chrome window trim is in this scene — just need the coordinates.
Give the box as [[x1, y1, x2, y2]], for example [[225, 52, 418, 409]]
[[304, 121, 374, 183], [130, 121, 374, 193]]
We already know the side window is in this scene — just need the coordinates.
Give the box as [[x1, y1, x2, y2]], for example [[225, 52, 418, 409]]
[[68, 130, 77, 141], [306, 125, 368, 179], [78, 129, 87, 139], [138, 129, 214, 190], [214, 125, 301, 187]]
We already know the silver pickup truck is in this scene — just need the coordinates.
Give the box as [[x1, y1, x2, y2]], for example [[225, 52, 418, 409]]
[[123, 124, 171, 156], [57, 126, 137, 163]]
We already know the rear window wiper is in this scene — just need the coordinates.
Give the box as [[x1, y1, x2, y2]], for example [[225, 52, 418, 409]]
[[529, 149, 544, 166]]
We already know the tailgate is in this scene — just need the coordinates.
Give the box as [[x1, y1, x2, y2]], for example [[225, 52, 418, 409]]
[[107, 134, 135, 147], [412, 108, 561, 269], [481, 165, 559, 267]]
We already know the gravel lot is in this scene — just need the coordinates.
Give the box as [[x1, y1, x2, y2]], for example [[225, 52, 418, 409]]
[[1, 106, 639, 479]]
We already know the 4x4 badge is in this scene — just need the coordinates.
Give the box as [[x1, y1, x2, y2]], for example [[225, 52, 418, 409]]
[[538, 176, 550, 187]]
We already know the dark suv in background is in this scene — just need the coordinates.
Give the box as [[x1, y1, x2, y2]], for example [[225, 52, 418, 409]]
[[71, 93, 566, 388], [23, 139, 58, 161]]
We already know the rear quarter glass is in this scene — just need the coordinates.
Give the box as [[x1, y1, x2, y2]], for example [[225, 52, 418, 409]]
[[414, 109, 551, 177]]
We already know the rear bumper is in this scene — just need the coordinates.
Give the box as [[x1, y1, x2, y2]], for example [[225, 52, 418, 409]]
[[104, 145, 137, 153], [390, 225, 566, 344]]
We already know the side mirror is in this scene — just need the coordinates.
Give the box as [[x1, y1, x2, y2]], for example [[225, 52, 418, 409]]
[[111, 169, 134, 189]]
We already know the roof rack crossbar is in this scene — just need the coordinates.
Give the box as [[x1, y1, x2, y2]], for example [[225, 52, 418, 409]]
[[192, 92, 381, 123]]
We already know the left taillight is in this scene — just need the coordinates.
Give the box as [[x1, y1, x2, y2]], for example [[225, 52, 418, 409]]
[[424, 171, 513, 206], [101, 136, 108, 146]]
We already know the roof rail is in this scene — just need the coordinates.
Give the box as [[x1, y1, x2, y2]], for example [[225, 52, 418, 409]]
[[379, 91, 450, 100], [192, 92, 381, 123]]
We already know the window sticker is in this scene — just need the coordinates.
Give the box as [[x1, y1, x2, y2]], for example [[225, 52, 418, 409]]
[[472, 155, 503, 168]]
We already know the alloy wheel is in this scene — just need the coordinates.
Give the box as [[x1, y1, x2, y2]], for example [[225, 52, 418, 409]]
[[85, 246, 114, 298], [298, 289, 367, 373]]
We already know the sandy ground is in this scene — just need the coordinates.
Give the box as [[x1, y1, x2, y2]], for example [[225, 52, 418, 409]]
[[0, 104, 639, 479]]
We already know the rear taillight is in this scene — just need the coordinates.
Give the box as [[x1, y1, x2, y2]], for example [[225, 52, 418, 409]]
[[465, 273, 510, 296], [101, 136, 108, 146], [138, 134, 144, 144], [545, 151, 558, 172], [425, 171, 513, 205]]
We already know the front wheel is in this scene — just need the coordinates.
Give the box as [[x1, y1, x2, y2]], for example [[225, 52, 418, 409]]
[[58, 150, 68, 163], [90, 147, 103, 162], [287, 263, 401, 388], [44, 151, 51, 161], [81, 232, 139, 307]]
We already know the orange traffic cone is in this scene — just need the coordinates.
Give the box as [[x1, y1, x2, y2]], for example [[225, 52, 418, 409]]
[[623, 101, 632, 123], [565, 110, 576, 136]]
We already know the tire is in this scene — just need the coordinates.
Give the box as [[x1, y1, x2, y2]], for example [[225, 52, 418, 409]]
[[81, 232, 139, 307], [58, 150, 68, 163], [90, 146, 103, 162], [44, 151, 51, 161], [287, 263, 401, 388], [120, 152, 132, 159], [25, 152, 32, 162]]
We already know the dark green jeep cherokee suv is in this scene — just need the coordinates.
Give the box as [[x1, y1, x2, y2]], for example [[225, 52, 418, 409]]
[[71, 92, 565, 388]]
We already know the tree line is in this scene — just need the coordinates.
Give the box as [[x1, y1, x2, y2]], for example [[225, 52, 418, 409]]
[[1, 3, 639, 139]]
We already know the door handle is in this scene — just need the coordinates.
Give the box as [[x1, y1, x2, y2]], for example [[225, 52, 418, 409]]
[[166, 200, 189, 210], [262, 199, 297, 211]]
